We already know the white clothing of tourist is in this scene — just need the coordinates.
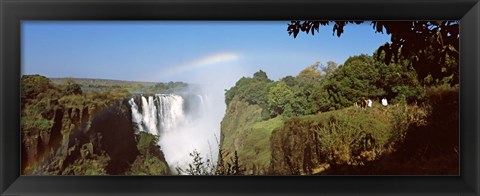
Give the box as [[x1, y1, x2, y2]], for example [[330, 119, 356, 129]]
[[381, 98, 388, 106]]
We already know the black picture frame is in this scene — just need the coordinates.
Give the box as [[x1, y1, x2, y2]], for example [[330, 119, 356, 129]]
[[1, 0, 479, 195]]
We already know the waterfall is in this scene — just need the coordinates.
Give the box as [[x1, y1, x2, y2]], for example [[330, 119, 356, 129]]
[[128, 93, 219, 173], [157, 94, 185, 134], [128, 98, 144, 132], [130, 94, 185, 136], [141, 95, 158, 135]]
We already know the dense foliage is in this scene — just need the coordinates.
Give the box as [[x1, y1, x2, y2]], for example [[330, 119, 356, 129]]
[[287, 21, 459, 86], [225, 70, 273, 106], [128, 132, 170, 175], [319, 54, 424, 111], [222, 48, 457, 175], [225, 53, 426, 118], [51, 77, 189, 94]]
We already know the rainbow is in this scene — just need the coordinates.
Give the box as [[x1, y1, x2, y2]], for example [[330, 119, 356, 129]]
[[153, 52, 240, 80]]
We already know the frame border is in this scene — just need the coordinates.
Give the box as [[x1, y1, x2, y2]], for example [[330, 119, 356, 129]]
[[1, 0, 479, 195]]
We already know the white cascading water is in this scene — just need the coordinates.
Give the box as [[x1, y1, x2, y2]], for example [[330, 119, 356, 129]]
[[157, 94, 185, 134], [141, 96, 158, 136], [128, 93, 218, 174], [128, 98, 144, 132]]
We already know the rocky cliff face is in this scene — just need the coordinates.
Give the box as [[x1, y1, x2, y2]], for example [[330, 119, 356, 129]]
[[22, 98, 140, 174], [220, 98, 263, 154], [22, 103, 92, 172], [219, 98, 263, 174], [63, 99, 140, 174], [219, 98, 285, 175], [219, 97, 323, 175]]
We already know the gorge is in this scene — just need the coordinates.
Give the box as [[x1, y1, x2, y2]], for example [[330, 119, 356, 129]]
[[21, 76, 222, 175]]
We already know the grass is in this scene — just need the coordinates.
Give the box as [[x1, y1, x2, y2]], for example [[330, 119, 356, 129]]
[[219, 98, 285, 174], [238, 116, 284, 171], [21, 117, 53, 132]]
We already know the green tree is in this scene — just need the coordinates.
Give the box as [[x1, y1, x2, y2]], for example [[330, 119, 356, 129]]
[[253, 69, 270, 82], [280, 76, 297, 87], [290, 77, 322, 115], [63, 79, 83, 95], [129, 132, 170, 175], [319, 54, 424, 111], [319, 55, 384, 110], [375, 52, 425, 103], [268, 81, 294, 116], [225, 70, 273, 106], [21, 74, 54, 101], [287, 21, 459, 86], [280, 75, 323, 116]]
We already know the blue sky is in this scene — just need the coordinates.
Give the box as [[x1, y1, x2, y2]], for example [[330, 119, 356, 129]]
[[22, 21, 390, 85]]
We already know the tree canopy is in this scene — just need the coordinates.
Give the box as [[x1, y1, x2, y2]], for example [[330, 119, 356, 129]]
[[319, 54, 424, 111], [287, 21, 459, 85]]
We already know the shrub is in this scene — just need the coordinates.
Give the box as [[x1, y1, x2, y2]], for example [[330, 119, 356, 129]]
[[176, 149, 216, 175], [63, 81, 83, 95]]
